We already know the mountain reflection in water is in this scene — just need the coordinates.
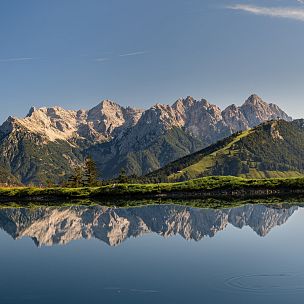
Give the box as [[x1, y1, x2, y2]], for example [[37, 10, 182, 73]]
[[0, 204, 298, 247]]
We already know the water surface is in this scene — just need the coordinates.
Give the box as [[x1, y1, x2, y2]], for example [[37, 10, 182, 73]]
[[0, 203, 304, 303]]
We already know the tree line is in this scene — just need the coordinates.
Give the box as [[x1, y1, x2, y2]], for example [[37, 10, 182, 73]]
[[64, 157, 153, 187]]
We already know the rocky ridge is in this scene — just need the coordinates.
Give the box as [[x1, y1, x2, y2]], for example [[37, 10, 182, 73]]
[[1, 100, 143, 145], [0, 94, 291, 146]]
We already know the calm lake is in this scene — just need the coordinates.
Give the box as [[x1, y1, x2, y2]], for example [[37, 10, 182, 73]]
[[1, 202, 304, 303]]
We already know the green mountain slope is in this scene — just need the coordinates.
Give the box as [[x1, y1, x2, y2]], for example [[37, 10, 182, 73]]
[[0, 165, 22, 185], [0, 128, 83, 185], [146, 120, 304, 182], [87, 127, 204, 179]]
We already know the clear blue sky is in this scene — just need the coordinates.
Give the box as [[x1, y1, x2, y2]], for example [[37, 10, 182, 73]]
[[0, 0, 304, 123]]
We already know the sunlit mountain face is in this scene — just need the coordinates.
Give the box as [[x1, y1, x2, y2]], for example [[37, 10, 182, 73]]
[[0, 204, 298, 247]]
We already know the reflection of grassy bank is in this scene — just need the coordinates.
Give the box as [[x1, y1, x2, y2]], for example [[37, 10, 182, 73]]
[[1, 176, 304, 203], [1, 195, 304, 210]]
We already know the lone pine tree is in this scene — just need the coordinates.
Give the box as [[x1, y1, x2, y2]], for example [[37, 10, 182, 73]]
[[67, 156, 100, 187], [82, 156, 99, 187]]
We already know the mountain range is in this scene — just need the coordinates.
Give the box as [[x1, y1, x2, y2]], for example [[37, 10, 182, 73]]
[[0, 204, 297, 247], [0, 94, 292, 184]]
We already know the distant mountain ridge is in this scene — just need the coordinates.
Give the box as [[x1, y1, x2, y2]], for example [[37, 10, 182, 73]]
[[0, 94, 292, 184]]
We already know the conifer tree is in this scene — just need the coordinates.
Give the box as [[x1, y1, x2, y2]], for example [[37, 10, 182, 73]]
[[74, 166, 84, 187], [118, 168, 128, 183], [83, 156, 99, 187]]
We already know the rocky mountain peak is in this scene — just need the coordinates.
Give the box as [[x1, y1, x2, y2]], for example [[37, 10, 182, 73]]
[[0, 116, 19, 136], [89, 99, 121, 114], [88, 99, 122, 118], [224, 103, 238, 111], [151, 103, 168, 110], [240, 94, 291, 127], [172, 96, 196, 110], [140, 103, 182, 129], [26, 106, 36, 117], [244, 94, 264, 105], [100, 99, 119, 107], [201, 99, 222, 117], [200, 98, 211, 107], [86, 100, 143, 137], [222, 104, 249, 132]]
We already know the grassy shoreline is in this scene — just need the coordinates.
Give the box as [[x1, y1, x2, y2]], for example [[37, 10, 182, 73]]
[[1, 198, 304, 210], [1, 176, 304, 202]]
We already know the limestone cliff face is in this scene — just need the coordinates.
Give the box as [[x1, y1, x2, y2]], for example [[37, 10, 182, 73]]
[[3, 100, 143, 145], [0, 204, 297, 247], [0, 94, 292, 183], [172, 97, 230, 146], [237, 95, 291, 128], [1, 95, 290, 146]]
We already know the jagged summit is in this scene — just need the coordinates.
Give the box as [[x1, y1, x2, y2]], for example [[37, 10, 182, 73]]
[[172, 96, 196, 109], [3, 95, 290, 142], [3, 100, 143, 144], [244, 94, 264, 104], [26, 106, 36, 117]]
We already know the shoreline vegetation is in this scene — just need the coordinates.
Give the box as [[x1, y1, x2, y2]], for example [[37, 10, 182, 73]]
[[1, 176, 304, 204]]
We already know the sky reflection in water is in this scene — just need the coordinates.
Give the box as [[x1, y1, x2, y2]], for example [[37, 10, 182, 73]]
[[0, 203, 304, 304]]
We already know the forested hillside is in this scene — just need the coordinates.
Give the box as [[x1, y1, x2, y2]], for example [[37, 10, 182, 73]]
[[146, 120, 304, 182]]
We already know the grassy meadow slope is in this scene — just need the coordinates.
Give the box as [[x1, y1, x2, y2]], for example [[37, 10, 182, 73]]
[[88, 127, 204, 179], [146, 120, 304, 182], [1, 176, 304, 201], [0, 166, 22, 186]]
